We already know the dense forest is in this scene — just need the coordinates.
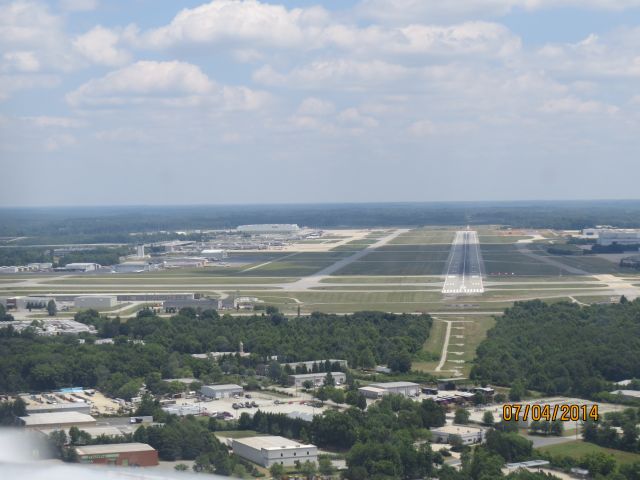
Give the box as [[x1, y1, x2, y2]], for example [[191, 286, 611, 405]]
[[471, 300, 640, 397], [0, 247, 52, 266], [0, 309, 431, 395], [3, 201, 640, 242]]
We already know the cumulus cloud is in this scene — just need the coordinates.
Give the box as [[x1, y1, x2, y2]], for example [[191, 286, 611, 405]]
[[73, 26, 131, 66], [0, 1, 76, 72], [254, 59, 410, 89], [140, 0, 328, 49], [66, 60, 268, 110], [535, 30, 640, 78], [356, 0, 640, 23]]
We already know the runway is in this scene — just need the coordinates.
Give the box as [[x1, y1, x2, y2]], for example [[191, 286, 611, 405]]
[[442, 230, 485, 295]]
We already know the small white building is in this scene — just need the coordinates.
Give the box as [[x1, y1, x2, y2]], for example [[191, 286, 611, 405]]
[[63, 263, 101, 272], [231, 436, 317, 467], [359, 381, 420, 398], [74, 296, 117, 309], [430, 425, 485, 445], [201, 249, 227, 261], [200, 384, 243, 399], [237, 224, 300, 235], [16, 296, 56, 310], [0, 266, 19, 274], [19, 412, 97, 429], [288, 372, 346, 388]]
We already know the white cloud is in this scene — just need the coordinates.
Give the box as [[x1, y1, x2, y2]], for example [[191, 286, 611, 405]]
[[0, 1, 76, 72], [67, 60, 214, 106], [26, 116, 86, 127], [337, 107, 378, 128], [140, 0, 328, 49], [357, 0, 640, 23], [44, 133, 77, 151], [408, 119, 436, 137], [0, 73, 59, 101], [58, 0, 98, 12], [73, 26, 131, 67], [2, 51, 40, 72], [67, 60, 268, 110], [297, 97, 335, 116], [254, 59, 409, 89], [540, 96, 619, 115], [535, 30, 640, 78], [94, 128, 150, 143], [133, 1, 519, 60], [320, 21, 520, 58]]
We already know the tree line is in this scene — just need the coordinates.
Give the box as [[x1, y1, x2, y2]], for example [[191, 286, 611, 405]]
[[0, 309, 432, 396], [471, 300, 640, 397]]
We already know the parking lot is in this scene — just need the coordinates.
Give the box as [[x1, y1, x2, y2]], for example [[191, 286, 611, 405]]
[[175, 390, 331, 420]]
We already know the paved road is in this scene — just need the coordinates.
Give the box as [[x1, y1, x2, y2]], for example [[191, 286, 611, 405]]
[[442, 231, 485, 294]]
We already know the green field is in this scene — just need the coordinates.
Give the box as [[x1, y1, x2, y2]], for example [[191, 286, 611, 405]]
[[321, 276, 442, 284], [389, 229, 456, 245], [235, 251, 353, 276], [413, 315, 496, 376], [538, 440, 640, 465], [478, 235, 530, 244], [42, 276, 296, 285], [335, 245, 451, 275], [412, 318, 448, 372]]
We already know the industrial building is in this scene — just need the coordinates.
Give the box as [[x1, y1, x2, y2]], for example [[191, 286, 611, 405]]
[[4, 319, 96, 336], [164, 298, 218, 313], [282, 359, 348, 372], [162, 404, 205, 416], [237, 224, 300, 235], [19, 412, 97, 429], [359, 381, 420, 398], [200, 384, 244, 399], [37, 425, 124, 438], [26, 402, 91, 415], [113, 262, 157, 273], [201, 249, 227, 261], [430, 425, 484, 445], [60, 263, 101, 272], [163, 257, 207, 269], [288, 372, 346, 388], [16, 296, 56, 310], [75, 443, 158, 467], [231, 436, 317, 467], [74, 295, 117, 309], [582, 228, 640, 246], [234, 296, 259, 310]]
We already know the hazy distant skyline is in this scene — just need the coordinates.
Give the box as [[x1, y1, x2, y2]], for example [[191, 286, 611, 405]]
[[3, 0, 640, 206]]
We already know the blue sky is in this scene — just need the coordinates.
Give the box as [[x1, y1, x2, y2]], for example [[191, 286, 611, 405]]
[[2, 0, 640, 206]]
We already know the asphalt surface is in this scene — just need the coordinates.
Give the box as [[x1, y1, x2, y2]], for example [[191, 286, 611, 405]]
[[442, 230, 485, 294]]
